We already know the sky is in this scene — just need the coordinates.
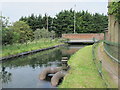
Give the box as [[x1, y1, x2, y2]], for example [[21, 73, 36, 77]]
[[0, 0, 108, 22]]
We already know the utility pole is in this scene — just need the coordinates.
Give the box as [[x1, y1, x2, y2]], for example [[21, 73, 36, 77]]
[[47, 14, 48, 31], [74, 4, 76, 34], [0, 11, 2, 29], [51, 19, 53, 30], [0, 11, 2, 31], [0, 11, 2, 61]]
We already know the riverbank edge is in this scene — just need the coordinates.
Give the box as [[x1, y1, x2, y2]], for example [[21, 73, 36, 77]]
[[59, 45, 107, 88], [0, 44, 65, 61]]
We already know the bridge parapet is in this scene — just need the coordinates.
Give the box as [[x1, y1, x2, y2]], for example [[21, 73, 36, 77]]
[[62, 33, 104, 40]]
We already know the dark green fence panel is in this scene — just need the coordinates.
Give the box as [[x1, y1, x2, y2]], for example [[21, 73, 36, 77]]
[[103, 40, 120, 63]]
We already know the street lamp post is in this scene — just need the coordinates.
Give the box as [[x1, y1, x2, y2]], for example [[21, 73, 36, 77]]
[[47, 14, 48, 31], [74, 4, 76, 34]]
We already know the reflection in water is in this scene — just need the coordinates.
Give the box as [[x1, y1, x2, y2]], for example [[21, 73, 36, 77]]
[[0, 67, 12, 84], [3, 48, 62, 68], [2, 45, 85, 88]]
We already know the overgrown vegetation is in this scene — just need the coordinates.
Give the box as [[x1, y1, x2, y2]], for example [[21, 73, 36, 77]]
[[108, 1, 120, 23], [2, 38, 63, 57], [59, 46, 106, 88], [1, 16, 56, 45], [34, 28, 55, 40]]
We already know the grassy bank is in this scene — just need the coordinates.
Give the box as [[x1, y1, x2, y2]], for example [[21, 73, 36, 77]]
[[2, 38, 63, 57], [59, 45, 106, 88]]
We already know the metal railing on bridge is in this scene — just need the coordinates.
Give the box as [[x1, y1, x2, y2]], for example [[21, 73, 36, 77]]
[[64, 37, 99, 44]]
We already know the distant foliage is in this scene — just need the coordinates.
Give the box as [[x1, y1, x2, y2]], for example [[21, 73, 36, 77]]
[[19, 10, 108, 37], [54, 10, 108, 36], [34, 28, 55, 39], [2, 9, 108, 45], [19, 14, 53, 31]]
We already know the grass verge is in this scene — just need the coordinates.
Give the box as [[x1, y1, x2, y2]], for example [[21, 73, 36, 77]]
[[59, 45, 106, 88], [2, 38, 63, 57]]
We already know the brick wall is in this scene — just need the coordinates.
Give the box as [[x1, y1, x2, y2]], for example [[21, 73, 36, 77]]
[[62, 33, 104, 40]]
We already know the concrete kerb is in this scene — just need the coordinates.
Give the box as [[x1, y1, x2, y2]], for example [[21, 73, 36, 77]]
[[0, 44, 65, 62]]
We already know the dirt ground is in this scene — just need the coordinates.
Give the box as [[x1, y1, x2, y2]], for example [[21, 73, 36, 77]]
[[97, 42, 119, 88]]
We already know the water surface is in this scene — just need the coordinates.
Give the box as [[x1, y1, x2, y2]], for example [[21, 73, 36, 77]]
[[1, 45, 86, 88]]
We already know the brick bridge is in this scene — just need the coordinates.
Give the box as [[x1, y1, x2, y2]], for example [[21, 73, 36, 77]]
[[62, 33, 104, 43]]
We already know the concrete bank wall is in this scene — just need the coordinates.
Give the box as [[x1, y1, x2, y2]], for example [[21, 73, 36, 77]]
[[108, 15, 120, 43], [0, 44, 64, 61]]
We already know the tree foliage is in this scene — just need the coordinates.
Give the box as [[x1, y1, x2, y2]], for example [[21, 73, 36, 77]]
[[10, 21, 33, 43], [0, 16, 10, 28], [19, 14, 53, 31], [108, 1, 120, 23], [19, 10, 108, 37], [2, 9, 108, 45], [2, 28, 14, 45], [1, 16, 13, 45], [2, 21, 33, 45], [34, 28, 55, 40]]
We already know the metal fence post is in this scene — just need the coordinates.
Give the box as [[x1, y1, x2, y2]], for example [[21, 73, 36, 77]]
[[93, 37, 95, 43], [99, 60, 102, 76]]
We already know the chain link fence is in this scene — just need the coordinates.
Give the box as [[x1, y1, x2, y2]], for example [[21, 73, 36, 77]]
[[103, 40, 120, 63], [92, 40, 120, 87], [92, 41, 109, 87]]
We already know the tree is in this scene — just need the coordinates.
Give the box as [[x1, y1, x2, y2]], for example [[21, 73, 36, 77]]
[[2, 28, 14, 45], [53, 9, 74, 37], [0, 16, 10, 28], [19, 14, 53, 31], [50, 30, 55, 39], [1, 16, 13, 45], [33, 28, 42, 40], [33, 28, 55, 40], [19, 10, 108, 37], [10, 21, 33, 43], [108, 1, 120, 23]]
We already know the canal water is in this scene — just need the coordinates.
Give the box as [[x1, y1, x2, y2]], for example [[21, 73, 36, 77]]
[[1, 45, 86, 88]]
